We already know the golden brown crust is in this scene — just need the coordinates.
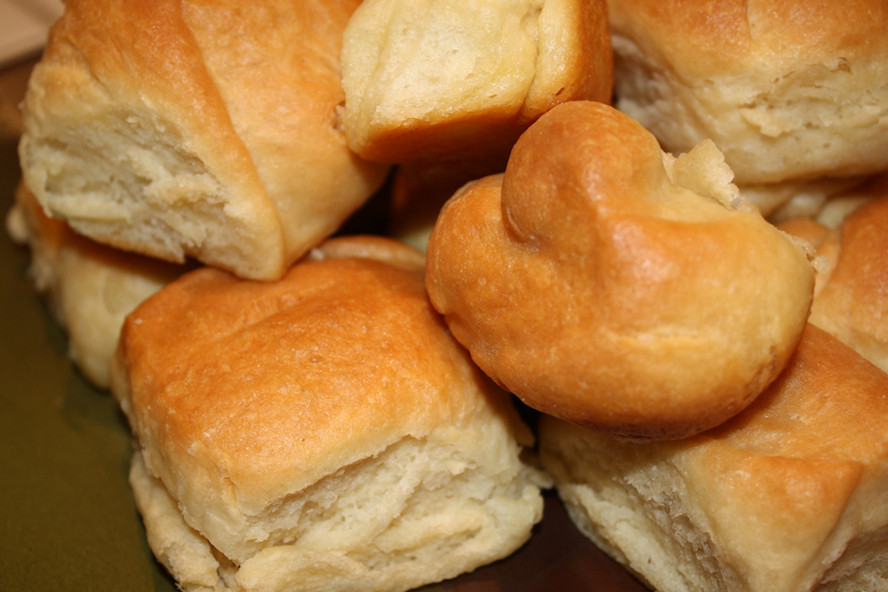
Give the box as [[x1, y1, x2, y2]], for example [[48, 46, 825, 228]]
[[20, 0, 388, 280], [806, 178, 888, 374], [115, 240, 473, 506], [426, 100, 815, 440], [388, 155, 512, 252], [607, 0, 888, 201], [110, 236, 544, 590], [609, 0, 887, 79], [341, 0, 613, 164], [539, 324, 888, 592]]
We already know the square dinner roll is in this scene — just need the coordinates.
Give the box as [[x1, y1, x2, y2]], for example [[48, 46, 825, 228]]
[[110, 235, 548, 592], [607, 0, 888, 216], [5, 182, 183, 388], [341, 0, 613, 164], [19, 0, 389, 280], [539, 324, 888, 592]]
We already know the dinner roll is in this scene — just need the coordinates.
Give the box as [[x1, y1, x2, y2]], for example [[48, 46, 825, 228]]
[[110, 235, 548, 592], [539, 324, 888, 592], [780, 175, 888, 374], [607, 0, 888, 216], [5, 182, 183, 388], [425, 100, 815, 440], [19, 0, 389, 280], [341, 0, 613, 165]]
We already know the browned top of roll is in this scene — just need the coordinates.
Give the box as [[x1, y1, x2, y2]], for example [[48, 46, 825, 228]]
[[111, 236, 519, 514], [341, 0, 613, 164], [803, 178, 888, 373], [608, 0, 888, 79], [20, 0, 388, 280], [606, 0, 888, 191], [538, 324, 888, 591], [426, 100, 815, 440]]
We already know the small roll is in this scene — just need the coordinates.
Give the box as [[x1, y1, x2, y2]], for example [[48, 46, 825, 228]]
[[341, 0, 613, 164], [607, 0, 888, 215], [780, 175, 888, 374], [5, 182, 183, 388], [19, 0, 389, 280], [110, 235, 547, 592], [539, 324, 888, 592], [425, 100, 815, 440]]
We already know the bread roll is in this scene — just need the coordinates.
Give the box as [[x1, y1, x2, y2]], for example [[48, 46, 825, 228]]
[[607, 0, 888, 216], [5, 182, 183, 388], [539, 324, 888, 592], [780, 175, 888, 374], [110, 235, 547, 592], [19, 0, 389, 280], [341, 0, 613, 164], [425, 100, 815, 440]]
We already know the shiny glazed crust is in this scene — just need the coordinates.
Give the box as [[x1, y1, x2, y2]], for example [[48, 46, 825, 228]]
[[425, 100, 815, 440]]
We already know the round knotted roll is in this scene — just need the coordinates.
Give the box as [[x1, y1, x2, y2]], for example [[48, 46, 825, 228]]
[[425, 100, 816, 440]]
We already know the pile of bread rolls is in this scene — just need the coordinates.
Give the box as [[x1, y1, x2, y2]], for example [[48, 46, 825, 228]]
[[7, 0, 888, 591]]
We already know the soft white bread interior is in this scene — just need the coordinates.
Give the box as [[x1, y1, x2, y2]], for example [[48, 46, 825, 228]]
[[5, 182, 183, 387], [349, 0, 614, 256], [425, 100, 815, 440], [19, 0, 389, 280], [540, 324, 888, 592], [110, 235, 548, 592], [607, 0, 888, 216], [341, 0, 613, 165]]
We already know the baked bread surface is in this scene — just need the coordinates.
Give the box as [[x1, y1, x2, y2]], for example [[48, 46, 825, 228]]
[[341, 0, 613, 164], [19, 0, 389, 280], [607, 0, 888, 213], [425, 100, 815, 440], [6, 182, 183, 387], [780, 175, 888, 374], [539, 324, 888, 592], [111, 235, 546, 592]]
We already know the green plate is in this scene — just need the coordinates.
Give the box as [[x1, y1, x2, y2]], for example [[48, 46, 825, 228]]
[[0, 115, 176, 591], [0, 63, 645, 592]]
